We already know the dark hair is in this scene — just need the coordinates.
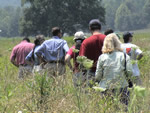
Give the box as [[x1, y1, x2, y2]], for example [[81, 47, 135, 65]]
[[123, 32, 133, 43], [74, 39, 85, 60], [52, 27, 61, 36], [23, 37, 30, 42], [89, 19, 101, 31], [32, 35, 45, 60], [90, 24, 101, 31], [123, 37, 130, 43], [104, 28, 114, 35]]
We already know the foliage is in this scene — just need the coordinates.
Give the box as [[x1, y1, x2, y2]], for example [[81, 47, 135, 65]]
[[0, 29, 150, 112], [103, 0, 148, 31], [20, 0, 105, 36], [0, 6, 21, 37]]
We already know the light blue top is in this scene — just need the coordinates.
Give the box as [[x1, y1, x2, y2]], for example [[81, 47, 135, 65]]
[[25, 45, 41, 65], [35, 36, 69, 62], [95, 51, 133, 89]]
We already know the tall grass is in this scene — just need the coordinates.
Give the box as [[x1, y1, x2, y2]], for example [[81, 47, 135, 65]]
[[0, 31, 150, 112]]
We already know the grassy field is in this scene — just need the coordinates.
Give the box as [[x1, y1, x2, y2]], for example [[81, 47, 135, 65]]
[[0, 31, 150, 113]]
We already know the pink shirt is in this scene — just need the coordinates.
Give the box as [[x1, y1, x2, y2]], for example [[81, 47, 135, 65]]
[[67, 45, 75, 58], [10, 40, 34, 65]]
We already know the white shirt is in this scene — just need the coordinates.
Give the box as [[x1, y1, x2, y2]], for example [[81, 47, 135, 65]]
[[121, 43, 142, 76]]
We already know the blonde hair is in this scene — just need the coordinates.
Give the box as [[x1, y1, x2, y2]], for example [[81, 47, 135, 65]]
[[102, 33, 122, 53]]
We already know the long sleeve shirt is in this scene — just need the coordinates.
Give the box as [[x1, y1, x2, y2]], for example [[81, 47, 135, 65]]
[[95, 51, 132, 89], [35, 36, 69, 62]]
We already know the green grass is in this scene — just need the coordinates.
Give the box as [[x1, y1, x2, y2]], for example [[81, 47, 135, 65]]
[[0, 31, 150, 112]]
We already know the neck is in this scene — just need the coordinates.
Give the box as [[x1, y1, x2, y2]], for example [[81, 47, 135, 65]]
[[92, 30, 101, 35]]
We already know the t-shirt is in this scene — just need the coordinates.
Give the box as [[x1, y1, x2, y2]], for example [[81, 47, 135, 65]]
[[66, 45, 79, 72], [10, 40, 34, 65], [121, 43, 142, 76], [67, 46, 75, 58], [79, 34, 106, 72]]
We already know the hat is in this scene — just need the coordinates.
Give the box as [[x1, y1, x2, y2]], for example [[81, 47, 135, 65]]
[[123, 32, 133, 39], [73, 31, 86, 40], [89, 19, 101, 27]]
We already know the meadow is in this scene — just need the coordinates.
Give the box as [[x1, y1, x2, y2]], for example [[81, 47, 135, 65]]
[[0, 30, 150, 113]]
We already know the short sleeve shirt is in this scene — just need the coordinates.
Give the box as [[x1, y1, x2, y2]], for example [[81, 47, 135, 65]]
[[79, 34, 106, 72], [121, 43, 142, 76]]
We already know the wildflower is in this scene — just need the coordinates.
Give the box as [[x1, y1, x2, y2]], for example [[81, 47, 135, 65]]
[[93, 86, 106, 92]]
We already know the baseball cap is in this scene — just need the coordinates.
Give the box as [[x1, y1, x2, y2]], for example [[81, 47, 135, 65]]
[[89, 19, 101, 27], [123, 31, 133, 39], [73, 31, 86, 40]]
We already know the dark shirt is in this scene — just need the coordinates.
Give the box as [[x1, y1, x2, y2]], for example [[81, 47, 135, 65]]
[[79, 34, 106, 72]]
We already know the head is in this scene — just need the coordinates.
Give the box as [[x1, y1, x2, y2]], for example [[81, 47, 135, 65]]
[[23, 37, 30, 42], [104, 28, 114, 35], [34, 35, 45, 46], [51, 27, 62, 38], [89, 19, 101, 32], [102, 33, 122, 53], [74, 31, 86, 43], [123, 32, 133, 43]]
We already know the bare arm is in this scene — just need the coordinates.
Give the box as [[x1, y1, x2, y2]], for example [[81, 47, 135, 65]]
[[65, 54, 73, 70], [137, 53, 143, 60], [11, 58, 19, 67]]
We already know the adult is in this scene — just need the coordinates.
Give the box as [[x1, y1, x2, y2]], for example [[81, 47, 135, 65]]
[[79, 19, 106, 76], [121, 32, 143, 85], [25, 35, 45, 73], [10, 37, 34, 79], [35, 27, 69, 76], [104, 28, 114, 35], [65, 31, 86, 86], [95, 33, 132, 106], [65, 31, 86, 72]]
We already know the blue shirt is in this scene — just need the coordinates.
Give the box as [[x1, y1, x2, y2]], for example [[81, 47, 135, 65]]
[[35, 36, 69, 62], [25, 45, 41, 65]]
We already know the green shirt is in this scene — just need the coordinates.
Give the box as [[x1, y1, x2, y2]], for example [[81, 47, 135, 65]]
[[95, 51, 132, 89]]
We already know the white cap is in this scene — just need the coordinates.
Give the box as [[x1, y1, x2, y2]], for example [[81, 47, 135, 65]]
[[73, 31, 86, 40]]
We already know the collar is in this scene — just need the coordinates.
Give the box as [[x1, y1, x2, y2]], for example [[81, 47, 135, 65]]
[[52, 36, 61, 39]]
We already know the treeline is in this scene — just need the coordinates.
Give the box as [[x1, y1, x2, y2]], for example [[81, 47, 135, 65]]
[[103, 0, 150, 31], [0, 6, 21, 37], [0, 0, 150, 37]]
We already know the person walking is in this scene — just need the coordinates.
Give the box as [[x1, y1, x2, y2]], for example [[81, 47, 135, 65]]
[[10, 37, 34, 79], [65, 31, 86, 86], [95, 33, 132, 107], [25, 35, 45, 73], [35, 27, 69, 76], [121, 32, 143, 85], [79, 19, 106, 79]]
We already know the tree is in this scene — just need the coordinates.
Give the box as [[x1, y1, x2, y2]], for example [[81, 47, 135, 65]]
[[115, 4, 132, 31], [20, 0, 105, 36], [143, 0, 150, 27]]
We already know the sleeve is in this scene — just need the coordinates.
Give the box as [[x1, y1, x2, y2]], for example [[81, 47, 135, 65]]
[[67, 47, 74, 58], [135, 48, 142, 55], [63, 41, 69, 52], [35, 44, 45, 57], [25, 50, 33, 61], [95, 56, 103, 82], [126, 54, 133, 76]]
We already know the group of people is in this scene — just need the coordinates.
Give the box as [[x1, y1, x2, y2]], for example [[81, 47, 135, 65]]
[[10, 19, 143, 108]]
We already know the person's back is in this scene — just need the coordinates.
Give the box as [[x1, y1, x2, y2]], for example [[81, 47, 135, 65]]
[[79, 19, 106, 73], [121, 32, 143, 85], [10, 37, 34, 79], [35, 27, 69, 76], [41, 37, 67, 61], [13, 41, 34, 65]]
